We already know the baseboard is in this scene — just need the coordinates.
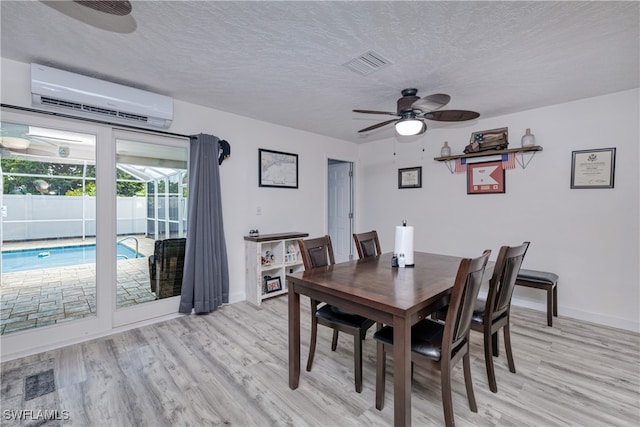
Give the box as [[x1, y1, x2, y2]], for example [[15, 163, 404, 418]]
[[511, 296, 639, 333], [228, 291, 246, 304]]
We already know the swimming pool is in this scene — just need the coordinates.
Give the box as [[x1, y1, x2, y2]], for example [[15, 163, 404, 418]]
[[2, 243, 144, 273]]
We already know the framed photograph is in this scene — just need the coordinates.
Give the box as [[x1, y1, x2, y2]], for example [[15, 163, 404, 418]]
[[259, 148, 298, 188], [467, 160, 505, 194], [398, 167, 422, 189], [571, 148, 616, 189], [263, 276, 282, 294]]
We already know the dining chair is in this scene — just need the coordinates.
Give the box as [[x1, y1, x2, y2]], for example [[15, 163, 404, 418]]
[[373, 249, 491, 427], [298, 235, 376, 393], [353, 230, 382, 258], [435, 241, 530, 393]]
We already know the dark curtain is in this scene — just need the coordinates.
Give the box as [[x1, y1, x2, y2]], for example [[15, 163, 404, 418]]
[[179, 133, 229, 313]]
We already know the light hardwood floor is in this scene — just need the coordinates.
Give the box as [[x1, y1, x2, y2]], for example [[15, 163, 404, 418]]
[[1, 296, 639, 426]]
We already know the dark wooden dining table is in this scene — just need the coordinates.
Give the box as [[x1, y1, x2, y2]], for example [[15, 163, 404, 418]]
[[287, 251, 467, 427]]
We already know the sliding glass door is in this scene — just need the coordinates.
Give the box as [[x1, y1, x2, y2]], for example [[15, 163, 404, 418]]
[[0, 110, 189, 354], [113, 130, 188, 326], [1, 121, 97, 335]]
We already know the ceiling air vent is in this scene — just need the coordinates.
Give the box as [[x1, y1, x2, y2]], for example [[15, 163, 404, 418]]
[[343, 51, 392, 76]]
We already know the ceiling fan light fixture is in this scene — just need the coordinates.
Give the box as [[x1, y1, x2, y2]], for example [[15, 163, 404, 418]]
[[395, 118, 424, 136], [354, 89, 478, 136]]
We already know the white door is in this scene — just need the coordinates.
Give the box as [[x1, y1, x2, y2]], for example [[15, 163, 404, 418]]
[[328, 160, 353, 263]]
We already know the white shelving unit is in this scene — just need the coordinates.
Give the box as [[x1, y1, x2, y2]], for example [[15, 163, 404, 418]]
[[244, 232, 308, 306]]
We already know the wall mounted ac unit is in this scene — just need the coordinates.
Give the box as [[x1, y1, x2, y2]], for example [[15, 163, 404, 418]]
[[31, 63, 173, 129]]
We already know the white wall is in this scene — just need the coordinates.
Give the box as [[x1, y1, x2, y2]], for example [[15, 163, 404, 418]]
[[357, 89, 640, 332], [168, 103, 359, 304]]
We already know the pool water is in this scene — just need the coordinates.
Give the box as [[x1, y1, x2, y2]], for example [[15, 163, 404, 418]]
[[2, 243, 144, 273]]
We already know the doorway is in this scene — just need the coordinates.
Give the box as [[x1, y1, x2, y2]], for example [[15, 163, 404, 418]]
[[327, 159, 354, 263]]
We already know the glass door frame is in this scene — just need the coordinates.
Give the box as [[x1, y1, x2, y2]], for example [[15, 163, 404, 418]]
[[1, 109, 110, 359], [0, 109, 187, 360], [112, 129, 189, 328]]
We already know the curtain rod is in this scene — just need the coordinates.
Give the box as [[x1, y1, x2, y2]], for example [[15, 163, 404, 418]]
[[1, 103, 191, 139]]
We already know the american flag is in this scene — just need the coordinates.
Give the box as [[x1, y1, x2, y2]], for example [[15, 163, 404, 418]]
[[502, 153, 516, 169], [454, 158, 467, 173]]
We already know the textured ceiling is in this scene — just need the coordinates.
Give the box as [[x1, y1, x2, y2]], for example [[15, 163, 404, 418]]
[[1, 1, 638, 143]]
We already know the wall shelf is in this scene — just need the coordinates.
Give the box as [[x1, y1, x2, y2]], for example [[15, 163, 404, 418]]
[[434, 145, 543, 172]]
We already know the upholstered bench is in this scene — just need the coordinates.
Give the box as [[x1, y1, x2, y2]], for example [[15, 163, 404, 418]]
[[515, 269, 558, 326]]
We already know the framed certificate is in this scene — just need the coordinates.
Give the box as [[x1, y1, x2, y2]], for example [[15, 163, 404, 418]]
[[571, 148, 616, 189], [398, 167, 422, 189]]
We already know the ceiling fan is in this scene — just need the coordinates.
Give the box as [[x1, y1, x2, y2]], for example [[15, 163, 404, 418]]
[[353, 88, 480, 136]]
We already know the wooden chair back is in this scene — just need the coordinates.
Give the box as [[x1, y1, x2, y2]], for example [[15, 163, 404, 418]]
[[485, 242, 530, 321], [298, 235, 336, 270], [444, 250, 492, 353], [353, 230, 382, 259]]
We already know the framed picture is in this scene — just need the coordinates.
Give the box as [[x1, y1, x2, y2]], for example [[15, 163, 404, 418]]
[[259, 148, 298, 188], [571, 148, 616, 189], [263, 276, 282, 294], [398, 167, 422, 189], [467, 160, 505, 194]]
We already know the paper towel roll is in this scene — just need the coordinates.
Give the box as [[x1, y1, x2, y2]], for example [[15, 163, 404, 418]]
[[394, 225, 414, 266]]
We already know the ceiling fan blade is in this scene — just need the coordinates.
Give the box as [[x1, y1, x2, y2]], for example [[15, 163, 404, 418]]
[[424, 110, 480, 122], [353, 109, 399, 116], [412, 93, 451, 112], [73, 1, 133, 16], [357, 119, 397, 133]]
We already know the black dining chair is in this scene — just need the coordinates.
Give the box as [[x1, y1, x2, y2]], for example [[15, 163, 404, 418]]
[[353, 230, 382, 258], [298, 235, 376, 393], [374, 249, 491, 427], [435, 241, 530, 393]]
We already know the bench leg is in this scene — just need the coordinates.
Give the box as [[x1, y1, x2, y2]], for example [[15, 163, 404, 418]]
[[546, 287, 553, 327], [516, 278, 558, 326]]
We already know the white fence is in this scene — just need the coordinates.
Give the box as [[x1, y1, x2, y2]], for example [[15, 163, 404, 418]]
[[1, 194, 146, 241]]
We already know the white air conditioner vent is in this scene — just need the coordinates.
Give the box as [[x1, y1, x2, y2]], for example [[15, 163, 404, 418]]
[[40, 96, 150, 123], [39, 97, 83, 112], [31, 64, 173, 129]]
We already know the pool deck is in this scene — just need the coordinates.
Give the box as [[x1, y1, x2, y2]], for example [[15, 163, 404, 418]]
[[1, 236, 161, 335]]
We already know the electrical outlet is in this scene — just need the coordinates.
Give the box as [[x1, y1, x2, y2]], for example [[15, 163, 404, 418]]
[[256, 206, 262, 216]]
